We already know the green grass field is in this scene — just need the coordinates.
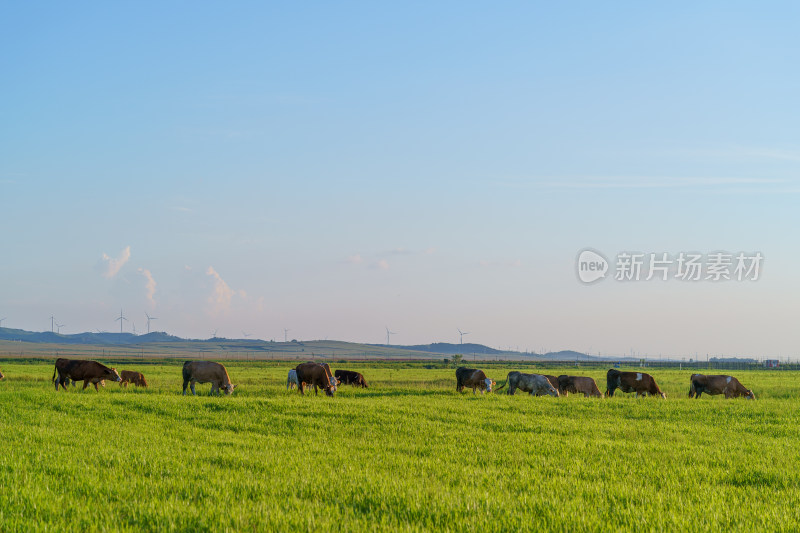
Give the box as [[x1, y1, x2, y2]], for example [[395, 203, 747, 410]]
[[1, 361, 799, 532]]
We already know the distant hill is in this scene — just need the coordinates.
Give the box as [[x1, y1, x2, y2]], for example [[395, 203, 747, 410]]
[[377, 342, 506, 355], [0, 327, 612, 361], [0, 327, 184, 345]]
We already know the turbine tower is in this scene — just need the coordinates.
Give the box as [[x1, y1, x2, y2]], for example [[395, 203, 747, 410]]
[[385, 326, 396, 345], [115, 309, 128, 334], [284, 328, 290, 343], [458, 328, 470, 345], [145, 312, 158, 334], [55, 322, 65, 334]]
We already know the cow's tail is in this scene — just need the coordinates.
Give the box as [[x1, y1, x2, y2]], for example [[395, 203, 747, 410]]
[[181, 360, 192, 382], [494, 380, 508, 392]]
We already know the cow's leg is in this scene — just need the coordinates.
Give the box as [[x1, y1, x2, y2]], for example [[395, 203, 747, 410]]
[[182, 380, 189, 395], [82, 380, 89, 390], [93, 381, 99, 391], [190, 382, 197, 396]]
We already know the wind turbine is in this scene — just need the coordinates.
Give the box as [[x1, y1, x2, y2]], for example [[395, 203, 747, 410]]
[[242, 331, 252, 338], [50, 315, 56, 333], [0, 317, 6, 327], [145, 312, 158, 334], [385, 326, 396, 345], [55, 322, 65, 334], [457, 328, 470, 345], [211, 329, 218, 339], [115, 309, 128, 334], [284, 328, 290, 343]]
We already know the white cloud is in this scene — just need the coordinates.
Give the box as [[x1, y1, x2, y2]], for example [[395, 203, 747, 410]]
[[206, 266, 246, 315], [101, 246, 131, 278], [138, 268, 157, 306], [346, 254, 364, 264], [372, 259, 390, 270]]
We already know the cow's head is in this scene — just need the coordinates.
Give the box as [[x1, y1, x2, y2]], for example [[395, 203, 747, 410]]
[[0, 370, 4, 380], [745, 389, 755, 400], [107, 368, 122, 382], [222, 384, 236, 395], [659, 391, 667, 399], [483, 378, 493, 393], [547, 385, 560, 398], [140, 376, 148, 387]]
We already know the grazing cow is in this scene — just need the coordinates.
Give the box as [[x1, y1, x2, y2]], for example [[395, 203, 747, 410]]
[[119, 370, 148, 388], [495, 372, 559, 397], [318, 363, 339, 390], [558, 375, 604, 398], [334, 369, 369, 388], [182, 361, 236, 396], [605, 369, 665, 398], [455, 367, 494, 394], [52, 358, 122, 391], [689, 374, 755, 399], [287, 369, 300, 390], [295, 362, 336, 396], [542, 374, 564, 396], [0, 368, 4, 380]]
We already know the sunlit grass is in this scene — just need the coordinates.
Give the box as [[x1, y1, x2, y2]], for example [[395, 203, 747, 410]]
[[0, 361, 798, 531]]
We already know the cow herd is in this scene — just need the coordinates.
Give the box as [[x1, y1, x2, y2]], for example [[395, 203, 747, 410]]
[[0, 360, 757, 400], [457, 366, 757, 400]]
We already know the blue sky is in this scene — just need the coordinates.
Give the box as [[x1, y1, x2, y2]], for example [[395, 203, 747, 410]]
[[1, 2, 798, 358]]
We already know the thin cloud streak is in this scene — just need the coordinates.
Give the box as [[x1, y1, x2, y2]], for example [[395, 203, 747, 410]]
[[101, 246, 131, 279], [501, 176, 789, 190]]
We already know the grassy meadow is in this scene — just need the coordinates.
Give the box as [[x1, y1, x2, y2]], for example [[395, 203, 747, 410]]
[[1, 360, 799, 532]]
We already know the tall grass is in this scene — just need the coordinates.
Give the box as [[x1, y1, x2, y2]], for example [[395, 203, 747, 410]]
[[0, 362, 798, 531]]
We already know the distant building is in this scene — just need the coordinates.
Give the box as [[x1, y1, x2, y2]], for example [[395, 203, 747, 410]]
[[764, 359, 780, 368]]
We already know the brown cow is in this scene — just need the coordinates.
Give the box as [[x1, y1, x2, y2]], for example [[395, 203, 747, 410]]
[[120, 370, 148, 388], [605, 369, 665, 398], [296, 362, 336, 396], [689, 374, 755, 399], [182, 361, 236, 395], [318, 363, 339, 390], [52, 358, 122, 391], [455, 367, 494, 394], [335, 370, 369, 388], [558, 375, 604, 398], [0, 368, 4, 380]]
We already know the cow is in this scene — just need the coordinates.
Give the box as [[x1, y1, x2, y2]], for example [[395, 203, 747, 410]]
[[495, 371, 559, 397], [318, 363, 338, 391], [542, 374, 564, 396], [119, 370, 148, 388], [182, 361, 236, 396], [52, 358, 122, 391], [605, 369, 665, 398], [455, 367, 494, 394], [689, 374, 755, 400], [295, 362, 336, 396], [287, 369, 300, 390], [334, 369, 369, 388], [558, 375, 604, 398], [0, 368, 4, 380]]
